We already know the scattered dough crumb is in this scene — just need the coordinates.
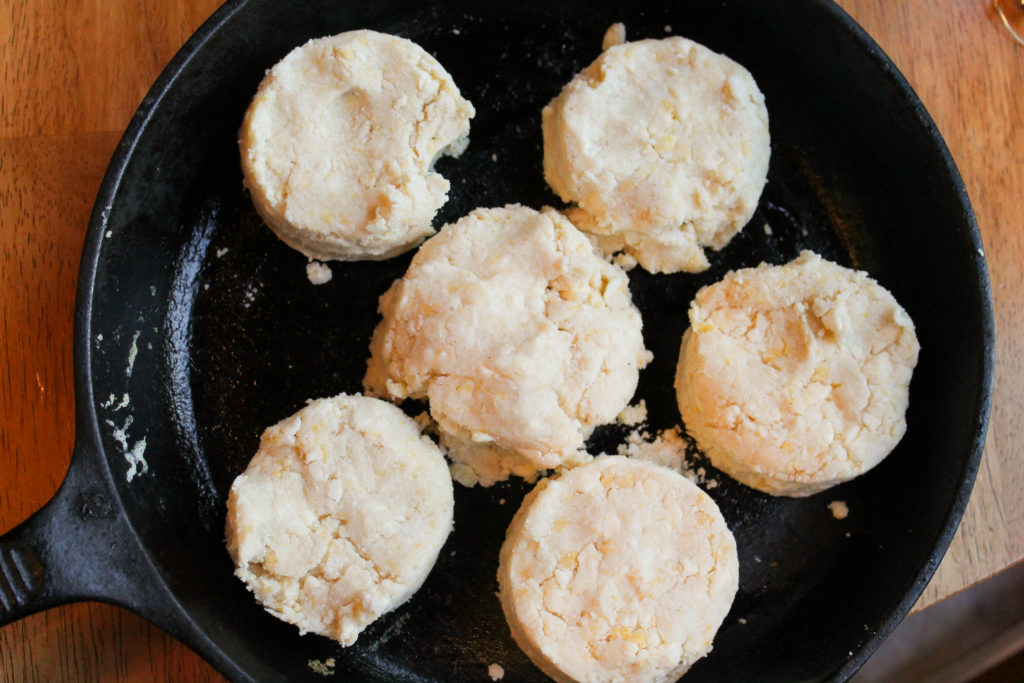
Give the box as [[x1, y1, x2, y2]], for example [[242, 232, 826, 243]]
[[414, 410, 435, 433], [307, 658, 336, 676], [487, 662, 505, 680], [305, 260, 333, 285], [612, 251, 638, 271], [763, 222, 772, 235], [829, 500, 850, 520], [602, 22, 626, 51], [449, 462, 479, 487], [617, 425, 717, 489], [216, 247, 230, 258], [616, 399, 647, 426]]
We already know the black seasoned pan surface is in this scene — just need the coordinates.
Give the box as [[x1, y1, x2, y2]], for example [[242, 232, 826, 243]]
[[6, 1, 992, 681]]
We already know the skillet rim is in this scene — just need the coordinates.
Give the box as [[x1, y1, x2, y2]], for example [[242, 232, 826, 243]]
[[812, 6, 994, 680]]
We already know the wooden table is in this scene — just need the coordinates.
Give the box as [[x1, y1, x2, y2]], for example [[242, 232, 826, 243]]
[[2, 1, 1021, 679]]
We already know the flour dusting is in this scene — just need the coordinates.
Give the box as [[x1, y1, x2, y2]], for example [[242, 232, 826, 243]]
[[618, 425, 717, 489], [307, 658, 335, 676], [126, 331, 141, 377], [106, 414, 149, 482]]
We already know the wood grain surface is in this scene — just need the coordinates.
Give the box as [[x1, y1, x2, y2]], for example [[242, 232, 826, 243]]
[[1, 1, 1021, 680]]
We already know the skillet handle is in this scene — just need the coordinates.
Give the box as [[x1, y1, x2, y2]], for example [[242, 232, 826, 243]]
[[0, 440, 168, 627]]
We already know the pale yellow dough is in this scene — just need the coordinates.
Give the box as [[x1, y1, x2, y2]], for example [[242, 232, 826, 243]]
[[498, 456, 738, 683], [675, 251, 921, 497], [543, 36, 770, 273], [239, 30, 475, 261], [225, 394, 454, 645], [364, 205, 650, 486]]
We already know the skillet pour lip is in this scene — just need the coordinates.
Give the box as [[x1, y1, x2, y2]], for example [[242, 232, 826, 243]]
[[65, 0, 995, 681]]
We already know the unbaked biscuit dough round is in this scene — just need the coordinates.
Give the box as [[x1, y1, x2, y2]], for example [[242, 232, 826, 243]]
[[498, 456, 738, 683], [225, 393, 454, 645], [239, 30, 475, 261], [543, 37, 770, 274], [675, 251, 921, 497], [364, 204, 650, 486]]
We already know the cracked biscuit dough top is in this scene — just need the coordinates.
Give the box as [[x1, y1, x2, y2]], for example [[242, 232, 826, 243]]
[[225, 394, 454, 645], [543, 36, 770, 274], [675, 251, 921, 496], [364, 205, 650, 486], [498, 456, 738, 683], [239, 30, 475, 261]]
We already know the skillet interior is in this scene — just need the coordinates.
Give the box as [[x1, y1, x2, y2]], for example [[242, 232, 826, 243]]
[[83, 0, 991, 680]]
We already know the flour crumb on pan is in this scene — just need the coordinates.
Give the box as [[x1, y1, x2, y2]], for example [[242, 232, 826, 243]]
[[602, 22, 626, 51], [305, 261, 332, 285], [543, 35, 770, 273], [498, 456, 738, 682], [365, 204, 650, 486], [829, 500, 850, 520], [615, 399, 647, 427], [675, 251, 920, 496], [239, 30, 475, 261], [225, 393, 454, 646]]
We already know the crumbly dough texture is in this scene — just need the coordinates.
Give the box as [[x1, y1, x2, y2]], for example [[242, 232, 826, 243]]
[[498, 456, 738, 683], [675, 251, 920, 496], [225, 394, 454, 645], [364, 205, 650, 486], [239, 30, 475, 261], [543, 36, 770, 274]]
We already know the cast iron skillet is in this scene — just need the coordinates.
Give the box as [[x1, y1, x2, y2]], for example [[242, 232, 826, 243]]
[[0, 0, 994, 680]]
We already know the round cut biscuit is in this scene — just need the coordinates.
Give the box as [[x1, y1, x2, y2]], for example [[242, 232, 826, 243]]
[[675, 251, 921, 496], [498, 456, 739, 683], [364, 205, 650, 486], [543, 36, 770, 274], [239, 30, 475, 261], [225, 394, 454, 645]]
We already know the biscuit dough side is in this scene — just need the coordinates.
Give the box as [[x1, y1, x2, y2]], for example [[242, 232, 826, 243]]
[[675, 251, 921, 496], [364, 205, 650, 486], [240, 30, 475, 261], [498, 456, 738, 682], [225, 394, 454, 645], [543, 37, 770, 273]]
